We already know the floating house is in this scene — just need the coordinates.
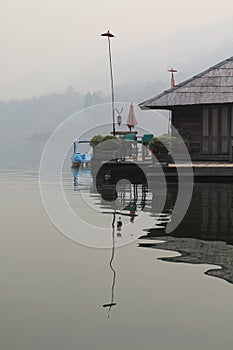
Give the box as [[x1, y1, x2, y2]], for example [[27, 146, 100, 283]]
[[139, 56, 233, 161]]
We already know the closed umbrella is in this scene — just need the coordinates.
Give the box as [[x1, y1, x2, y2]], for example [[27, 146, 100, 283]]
[[126, 102, 138, 131]]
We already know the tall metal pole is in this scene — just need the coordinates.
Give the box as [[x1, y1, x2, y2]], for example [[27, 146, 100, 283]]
[[101, 30, 116, 136]]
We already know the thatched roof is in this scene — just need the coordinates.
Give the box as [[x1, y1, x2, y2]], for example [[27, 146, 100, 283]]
[[139, 56, 233, 109]]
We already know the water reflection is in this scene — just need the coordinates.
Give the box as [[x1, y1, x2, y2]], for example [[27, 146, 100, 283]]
[[73, 168, 91, 190], [72, 168, 233, 285], [102, 212, 117, 317], [99, 181, 148, 316], [140, 183, 233, 284], [99, 182, 148, 223], [72, 168, 151, 313]]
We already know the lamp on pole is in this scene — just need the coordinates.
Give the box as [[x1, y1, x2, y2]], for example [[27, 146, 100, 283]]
[[101, 30, 116, 136]]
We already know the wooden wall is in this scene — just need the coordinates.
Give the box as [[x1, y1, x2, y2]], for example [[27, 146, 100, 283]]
[[172, 106, 201, 158], [172, 105, 233, 161]]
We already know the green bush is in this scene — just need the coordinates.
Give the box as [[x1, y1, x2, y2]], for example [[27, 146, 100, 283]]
[[90, 135, 122, 151], [149, 137, 168, 155], [159, 134, 180, 152], [89, 135, 103, 148], [100, 136, 121, 150], [149, 134, 179, 154]]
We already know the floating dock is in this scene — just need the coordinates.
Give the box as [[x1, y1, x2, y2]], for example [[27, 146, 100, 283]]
[[92, 160, 233, 183]]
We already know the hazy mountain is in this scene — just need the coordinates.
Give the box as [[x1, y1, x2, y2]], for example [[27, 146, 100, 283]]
[[1, 16, 233, 168], [73, 16, 233, 95], [0, 82, 168, 143]]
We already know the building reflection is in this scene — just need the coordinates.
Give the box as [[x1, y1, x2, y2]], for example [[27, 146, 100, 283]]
[[140, 183, 233, 284], [72, 168, 233, 285], [98, 182, 148, 223]]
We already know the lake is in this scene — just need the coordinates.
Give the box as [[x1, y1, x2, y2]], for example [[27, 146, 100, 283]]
[[1, 155, 233, 350]]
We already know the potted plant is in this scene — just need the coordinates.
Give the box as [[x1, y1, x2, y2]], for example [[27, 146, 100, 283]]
[[90, 135, 122, 162], [149, 137, 168, 163], [89, 135, 104, 148]]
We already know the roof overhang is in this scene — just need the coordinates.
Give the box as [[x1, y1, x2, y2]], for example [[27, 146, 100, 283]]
[[139, 56, 233, 111]]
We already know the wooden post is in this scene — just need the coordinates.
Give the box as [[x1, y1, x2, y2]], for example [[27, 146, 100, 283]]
[[230, 141, 233, 163]]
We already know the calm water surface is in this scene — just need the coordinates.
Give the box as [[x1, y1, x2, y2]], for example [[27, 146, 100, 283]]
[[1, 165, 233, 350]]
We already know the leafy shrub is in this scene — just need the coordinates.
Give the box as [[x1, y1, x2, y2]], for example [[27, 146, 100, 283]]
[[90, 135, 122, 151], [149, 134, 179, 154], [149, 137, 169, 155], [89, 135, 103, 147]]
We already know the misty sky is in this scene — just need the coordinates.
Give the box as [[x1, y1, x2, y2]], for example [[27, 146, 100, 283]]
[[1, 0, 233, 100]]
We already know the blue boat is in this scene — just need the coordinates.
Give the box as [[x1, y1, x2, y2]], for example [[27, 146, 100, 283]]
[[71, 138, 93, 167]]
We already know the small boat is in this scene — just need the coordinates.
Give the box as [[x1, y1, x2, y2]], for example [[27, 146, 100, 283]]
[[71, 138, 93, 168]]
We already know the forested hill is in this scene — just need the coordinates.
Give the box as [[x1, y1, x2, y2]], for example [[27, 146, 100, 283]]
[[0, 81, 166, 141]]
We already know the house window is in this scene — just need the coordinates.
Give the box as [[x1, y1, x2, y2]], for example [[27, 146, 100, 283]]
[[201, 106, 231, 154]]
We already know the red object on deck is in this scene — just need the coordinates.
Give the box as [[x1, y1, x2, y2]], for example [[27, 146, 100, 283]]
[[126, 103, 138, 131]]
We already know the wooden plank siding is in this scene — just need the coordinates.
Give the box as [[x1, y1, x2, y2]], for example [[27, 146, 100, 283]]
[[201, 105, 232, 156], [172, 106, 201, 156], [172, 105, 233, 161]]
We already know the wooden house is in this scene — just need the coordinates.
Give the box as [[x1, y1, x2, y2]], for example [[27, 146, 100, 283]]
[[139, 56, 233, 161]]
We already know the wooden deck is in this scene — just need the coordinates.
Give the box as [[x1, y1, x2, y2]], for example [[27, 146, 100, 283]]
[[93, 159, 233, 183], [169, 162, 233, 168]]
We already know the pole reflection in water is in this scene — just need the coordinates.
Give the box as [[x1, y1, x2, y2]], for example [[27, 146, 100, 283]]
[[72, 168, 149, 315], [103, 212, 117, 317], [99, 181, 148, 316]]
